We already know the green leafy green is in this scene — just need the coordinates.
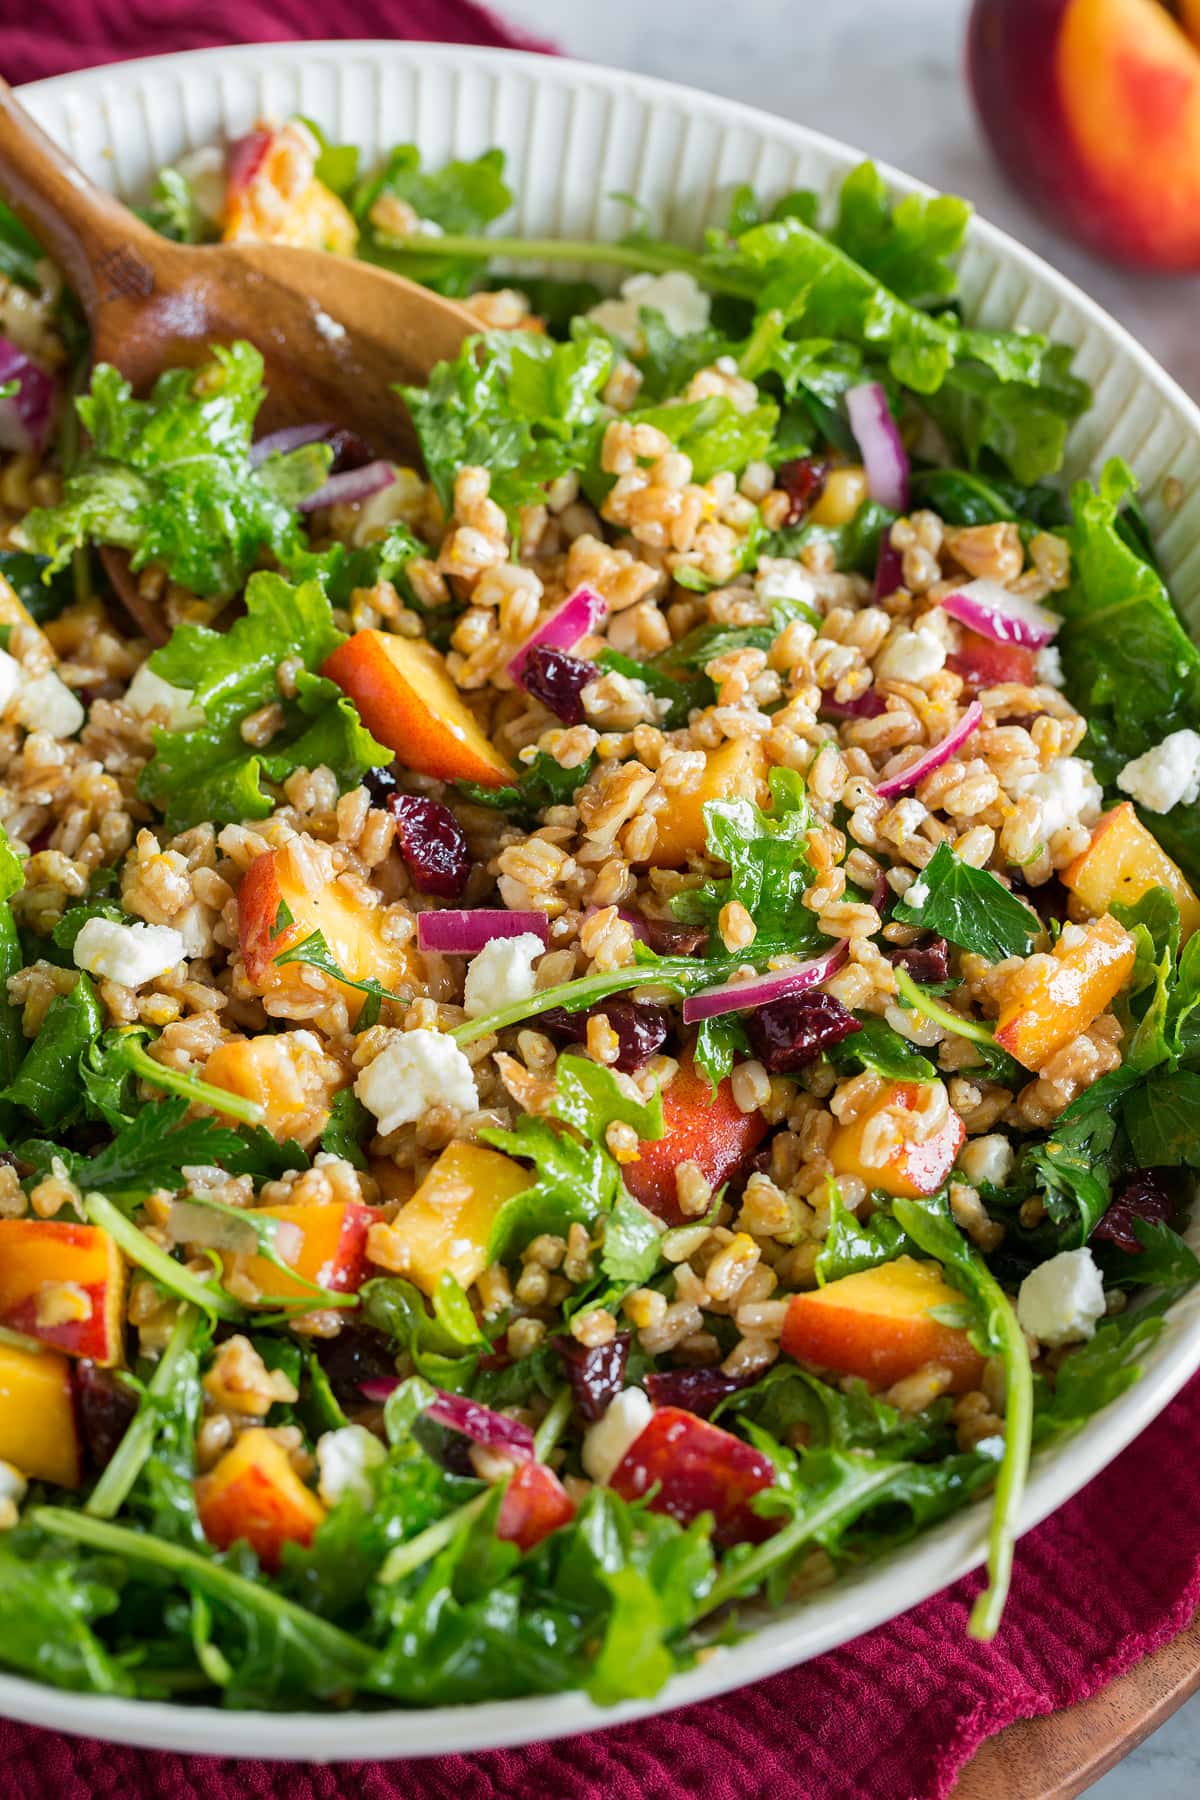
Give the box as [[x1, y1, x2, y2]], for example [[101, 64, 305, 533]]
[[1122, 1072, 1200, 1169], [0, 1535, 132, 1695], [321, 1088, 371, 1169], [827, 1014, 937, 1082], [1, 973, 101, 1127], [354, 146, 512, 295], [458, 749, 596, 824], [0, 548, 76, 623], [140, 166, 217, 244], [669, 766, 823, 958], [814, 1189, 919, 1282], [273, 928, 404, 1030], [828, 161, 970, 308], [892, 841, 1039, 961]]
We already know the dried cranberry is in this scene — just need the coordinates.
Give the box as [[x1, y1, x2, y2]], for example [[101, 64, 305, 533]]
[[324, 427, 374, 472], [745, 990, 861, 1074], [314, 1325, 397, 1406], [644, 1366, 757, 1419], [776, 457, 830, 525], [27, 827, 53, 855], [540, 998, 671, 1073], [521, 645, 599, 725], [1093, 1168, 1176, 1254], [633, 913, 709, 957], [74, 1362, 139, 1472], [1009, 871, 1071, 928], [886, 935, 951, 985], [553, 1332, 631, 1422], [389, 793, 471, 899], [362, 764, 400, 807]]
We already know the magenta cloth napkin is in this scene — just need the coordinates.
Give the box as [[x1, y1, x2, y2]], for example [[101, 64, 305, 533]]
[[2, 5, 1199, 1796]]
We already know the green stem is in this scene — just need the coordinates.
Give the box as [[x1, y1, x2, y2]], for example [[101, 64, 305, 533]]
[[85, 1303, 198, 1519], [966, 1293, 1033, 1641], [533, 1384, 573, 1461], [893, 966, 1000, 1051], [0, 1322, 45, 1355], [123, 1039, 264, 1127], [376, 230, 755, 298], [84, 1191, 244, 1321], [29, 1506, 373, 1676], [452, 958, 698, 1046], [379, 1491, 489, 1585]]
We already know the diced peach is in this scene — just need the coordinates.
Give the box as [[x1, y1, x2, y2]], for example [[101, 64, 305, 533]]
[[947, 629, 1038, 694], [994, 912, 1136, 1070], [224, 122, 357, 253], [829, 1081, 965, 1199], [781, 1256, 985, 1394], [204, 1031, 347, 1147], [621, 1053, 769, 1223], [237, 843, 418, 1021], [648, 736, 769, 868], [195, 1427, 326, 1570], [1063, 801, 1200, 940], [609, 1407, 777, 1548], [809, 465, 868, 528], [496, 1460, 577, 1552], [321, 630, 513, 788], [370, 1141, 530, 1298], [0, 1342, 80, 1488], [224, 1201, 376, 1304], [0, 1221, 126, 1366]]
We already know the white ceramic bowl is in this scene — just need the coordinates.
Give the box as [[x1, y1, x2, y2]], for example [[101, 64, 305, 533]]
[[6, 37, 1200, 1763]]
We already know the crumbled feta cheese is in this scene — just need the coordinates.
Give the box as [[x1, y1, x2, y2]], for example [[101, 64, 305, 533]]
[[462, 932, 543, 1020], [125, 663, 204, 730], [905, 874, 930, 910], [354, 1028, 478, 1135], [0, 648, 22, 713], [73, 918, 185, 988], [582, 1387, 654, 1485], [754, 556, 818, 612], [1016, 1248, 1106, 1348], [1015, 756, 1103, 840], [15, 669, 83, 739], [874, 626, 946, 684], [587, 270, 711, 347], [1116, 729, 1200, 815], [957, 1134, 1014, 1189], [316, 1424, 386, 1509], [1034, 645, 1064, 688], [174, 902, 214, 959]]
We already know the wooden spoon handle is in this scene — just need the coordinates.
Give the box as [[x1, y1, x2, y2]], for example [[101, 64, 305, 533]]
[[0, 75, 156, 317]]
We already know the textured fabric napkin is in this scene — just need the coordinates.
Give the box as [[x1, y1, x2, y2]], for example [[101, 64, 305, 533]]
[[1, 5, 1199, 1797]]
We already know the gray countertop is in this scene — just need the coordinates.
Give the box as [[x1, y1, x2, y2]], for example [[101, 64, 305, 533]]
[[498, 0, 1198, 1789]]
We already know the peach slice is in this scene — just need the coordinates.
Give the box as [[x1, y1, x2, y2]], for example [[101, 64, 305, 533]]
[[368, 1141, 530, 1299], [1063, 801, 1200, 940], [993, 912, 1136, 1071], [621, 1052, 769, 1223], [647, 736, 769, 868], [224, 122, 357, 253], [237, 843, 417, 1021], [829, 1081, 965, 1199], [0, 1220, 126, 1366], [0, 1342, 80, 1488], [204, 1031, 346, 1147], [495, 1461, 577, 1552], [969, 0, 1200, 269], [223, 1200, 376, 1304], [321, 630, 514, 788], [781, 1256, 985, 1394], [195, 1427, 326, 1570], [609, 1407, 778, 1548]]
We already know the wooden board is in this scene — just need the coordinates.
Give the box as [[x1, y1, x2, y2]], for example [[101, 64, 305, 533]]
[[952, 1609, 1200, 1800]]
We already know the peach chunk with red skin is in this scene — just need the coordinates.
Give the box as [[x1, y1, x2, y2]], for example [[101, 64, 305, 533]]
[[195, 1427, 326, 1571], [645, 736, 768, 869], [609, 1407, 778, 1548], [828, 1081, 965, 1200], [1063, 802, 1200, 941], [496, 1461, 577, 1552], [0, 1341, 81, 1488], [621, 1053, 769, 1224], [222, 1201, 377, 1305], [321, 630, 513, 788], [993, 912, 1136, 1072], [0, 1220, 126, 1366], [224, 122, 357, 253], [969, 0, 1200, 269], [204, 1030, 346, 1148], [781, 1257, 986, 1395]]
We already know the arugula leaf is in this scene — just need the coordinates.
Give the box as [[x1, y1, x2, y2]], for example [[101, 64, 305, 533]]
[[692, 1013, 751, 1091], [286, 522, 425, 609], [892, 967, 1024, 1086], [140, 166, 216, 244], [669, 766, 823, 958], [552, 1053, 664, 1142], [599, 1189, 663, 1287], [0, 548, 75, 624], [1018, 1084, 1124, 1247], [763, 497, 895, 574], [19, 1092, 270, 1199], [923, 343, 1088, 488], [1101, 1218, 1200, 1292], [138, 572, 390, 832], [458, 749, 596, 824], [273, 928, 404, 1030], [1122, 1072, 1200, 1168], [354, 146, 512, 295], [0, 1535, 131, 1695], [593, 647, 709, 728], [909, 467, 1070, 531], [1, 973, 101, 1127], [892, 841, 1038, 961], [1035, 1300, 1171, 1432], [827, 1014, 937, 1082], [583, 395, 776, 503], [829, 161, 970, 308], [0, 823, 26, 1128], [718, 1361, 949, 1459], [85, 1304, 209, 1533], [25, 345, 328, 596], [321, 1088, 371, 1169], [814, 1189, 918, 1281]]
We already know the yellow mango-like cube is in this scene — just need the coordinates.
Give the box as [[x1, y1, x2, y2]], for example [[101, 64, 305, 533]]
[[367, 1142, 529, 1298], [782, 1257, 984, 1393], [828, 1080, 965, 1198], [0, 1341, 80, 1488], [994, 912, 1136, 1071], [648, 736, 769, 868], [195, 1428, 326, 1570], [204, 1031, 346, 1147], [809, 465, 868, 527], [1063, 802, 1200, 940]]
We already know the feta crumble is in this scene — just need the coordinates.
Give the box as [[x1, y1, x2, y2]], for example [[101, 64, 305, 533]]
[[587, 270, 710, 349], [1034, 645, 1064, 688], [874, 626, 946, 684], [582, 1387, 654, 1485], [1016, 1248, 1106, 1348], [0, 649, 22, 713], [904, 874, 930, 910], [14, 669, 84, 739], [125, 663, 204, 730], [1015, 756, 1103, 840], [1116, 729, 1200, 815], [754, 556, 817, 612], [354, 1028, 478, 1135], [316, 1424, 387, 1509], [462, 932, 543, 1020], [957, 1134, 1014, 1189], [73, 918, 185, 988]]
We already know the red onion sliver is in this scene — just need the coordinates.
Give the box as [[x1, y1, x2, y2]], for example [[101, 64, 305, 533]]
[[507, 585, 608, 685], [417, 909, 549, 954], [358, 1380, 535, 1461], [875, 699, 984, 799], [939, 578, 1060, 650], [873, 533, 905, 601], [682, 941, 849, 1025], [846, 381, 910, 513], [248, 421, 336, 467], [0, 337, 57, 455], [297, 459, 395, 513], [360, 1377, 402, 1402]]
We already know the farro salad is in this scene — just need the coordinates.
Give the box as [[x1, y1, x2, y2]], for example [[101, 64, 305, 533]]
[[0, 117, 1197, 1712]]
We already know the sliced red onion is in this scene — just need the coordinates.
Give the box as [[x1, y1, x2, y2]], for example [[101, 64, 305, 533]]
[[297, 459, 395, 513], [846, 381, 909, 513], [875, 699, 984, 799], [0, 338, 58, 454], [873, 533, 905, 600], [358, 1380, 534, 1461], [682, 941, 849, 1025], [417, 908, 549, 954], [819, 688, 886, 722], [507, 585, 607, 685], [249, 421, 336, 467], [939, 578, 1061, 650]]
